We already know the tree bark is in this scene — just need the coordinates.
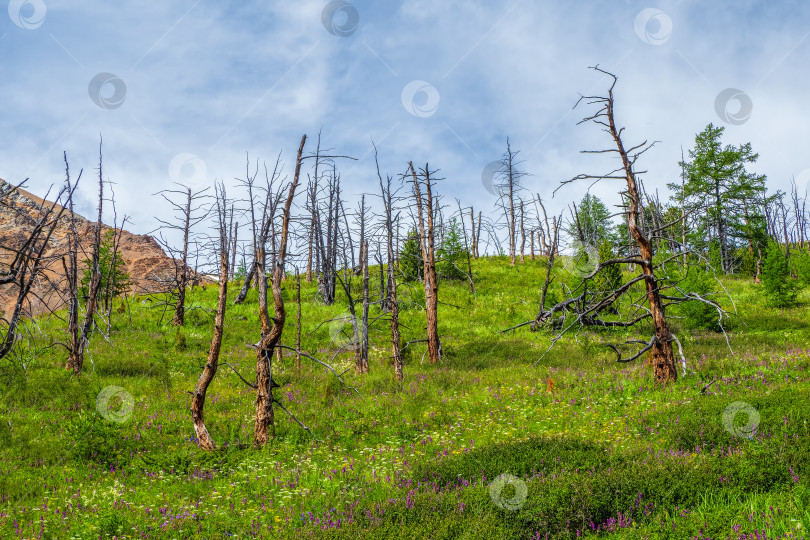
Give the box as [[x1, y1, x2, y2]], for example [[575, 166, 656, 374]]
[[599, 72, 676, 384], [191, 186, 230, 450], [173, 188, 192, 326], [409, 163, 438, 362], [254, 134, 306, 446]]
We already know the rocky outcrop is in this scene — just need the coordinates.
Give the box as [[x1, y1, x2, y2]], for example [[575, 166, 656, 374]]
[[0, 178, 183, 318]]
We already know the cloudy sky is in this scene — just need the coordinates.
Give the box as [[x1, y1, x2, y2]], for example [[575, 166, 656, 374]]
[[1, 0, 808, 252]]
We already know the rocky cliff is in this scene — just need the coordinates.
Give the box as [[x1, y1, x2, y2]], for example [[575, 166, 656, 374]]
[[0, 178, 182, 318]]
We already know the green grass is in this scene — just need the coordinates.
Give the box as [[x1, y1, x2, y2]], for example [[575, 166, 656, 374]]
[[1, 256, 809, 539]]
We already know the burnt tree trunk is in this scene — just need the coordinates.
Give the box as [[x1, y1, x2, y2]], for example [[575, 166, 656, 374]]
[[191, 185, 230, 450], [378, 162, 403, 381], [173, 188, 192, 326], [408, 162, 441, 363], [66, 148, 104, 375], [254, 134, 306, 446], [599, 70, 677, 384]]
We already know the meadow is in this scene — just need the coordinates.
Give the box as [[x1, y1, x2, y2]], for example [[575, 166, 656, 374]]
[[1, 256, 809, 539]]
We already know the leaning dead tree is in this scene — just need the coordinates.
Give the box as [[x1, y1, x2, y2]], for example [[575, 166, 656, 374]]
[[408, 162, 441, 363], [254, 135, 307, 446], [154, 184, 209, 326], [191, 182, 231, 450], [0, 179, 69, 361], [515, 68, 727, 384]]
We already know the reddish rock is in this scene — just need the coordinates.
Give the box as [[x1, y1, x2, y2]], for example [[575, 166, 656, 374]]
[[0, 178, 185, 318]]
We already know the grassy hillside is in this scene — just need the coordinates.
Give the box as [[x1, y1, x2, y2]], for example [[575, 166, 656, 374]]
[[1, 256, 809, 539]]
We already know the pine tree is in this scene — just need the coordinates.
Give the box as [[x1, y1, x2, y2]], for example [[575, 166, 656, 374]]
[[565, 193, 615, 246], [673, 124, 766, 273], [436, 219, 468, 280], [399, 229, 423, 282]]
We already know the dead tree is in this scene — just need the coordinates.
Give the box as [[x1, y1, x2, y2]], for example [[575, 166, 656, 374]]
[[101, 192, 128, 335], [0, 178, 69, 361], [254, 135, 307, 446], [408, 162, 441, 363], [495, 138, 529, 266], [65, 143, 105, 375], [519, 198, 527, 263], [154, 184, 208, 326], [333, 202, 366, 374], [360, 239, 370, 373], [358, 196, 370, 374], [535, 196, 556, 257], [229, 219, 239, 282], [308, 168, 341, 305], [790, 178, 808, 250], [468, 207, 479, 259], [295, 268, 302, 374], [377, 154, 404, 380], [527, 67, 715, 384], [191, 182, 231, 451], [456, 199, 476, 294]]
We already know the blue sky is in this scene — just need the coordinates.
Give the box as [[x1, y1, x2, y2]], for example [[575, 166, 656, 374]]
[[2, 0, 809, 249]]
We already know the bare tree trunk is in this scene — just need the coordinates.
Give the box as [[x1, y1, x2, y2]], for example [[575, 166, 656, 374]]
[[360, 239, 370, 373], [457, 199, 475, 294], [66, 145, 104, 374], [507, 140, 516, 265], [530, 229, 535, 261], [597, 70, 676, 383], [469, 207, 477, 260], [234, 260, 256, 304], [410, 163, 441, 364], [230, 221, 239, 282], [105, 217, 126, 335], [680, 149, 688, 267], [254, 135, 306, 446], [377, 157, 403, 381], [191, 184, 230, 451], [519, 198, 526, 263], [306, 225, 313, 283], [0, 175, 68, 361], [296, 268, 302, 374], [173, 188, 192, 326]]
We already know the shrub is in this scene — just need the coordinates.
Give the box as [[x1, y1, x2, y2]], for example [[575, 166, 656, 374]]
[[592, 239, 622, 294], [678, 265, 721, 331], [761, 241, 800, 307], [791, 248, 810, 286]]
